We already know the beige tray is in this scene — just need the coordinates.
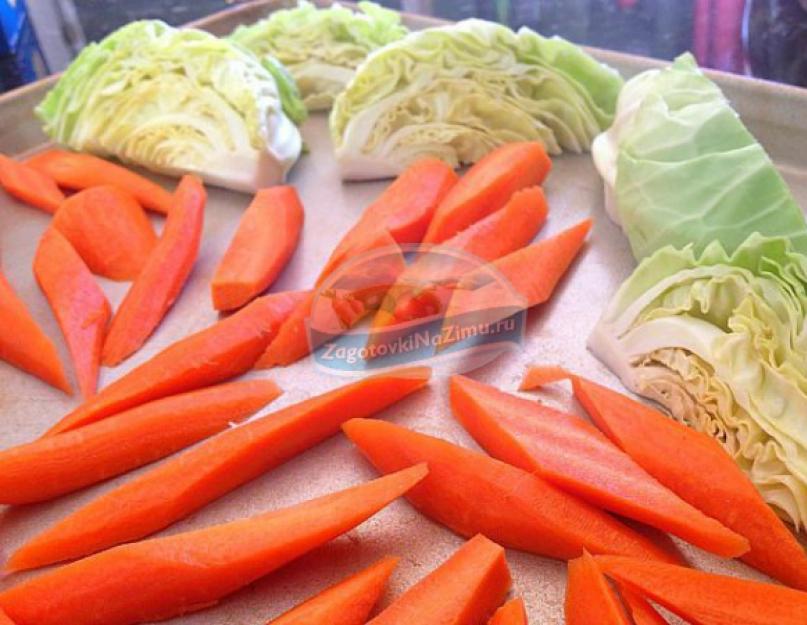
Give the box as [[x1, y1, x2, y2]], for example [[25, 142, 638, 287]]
[[1, 2, 806, 623]]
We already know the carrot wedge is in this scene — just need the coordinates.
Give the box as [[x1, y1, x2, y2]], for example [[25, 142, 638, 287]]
[[102, 174, 205, 365], [423, 142, 551, 244], [367, 535, 511, 625], [343, 418, 679, 563], [25, 149, 174, 214], [0, 380, 281, 512], [0, 154, 64, 213], [268, 556, 398, 625], [212, 186, 305, 311], [488, 598, 528, 625], [449, 375, 749, 558], [565, 551, 630, 625], [569, 373, 807, 590], [0, 270, 70, 393], [619, 588, 668, 625], [34, 229, 111, 399], [0, 465, 428, 625], [52, 186, 157, 281], [12, 367, 430, 569], [596, 555, 807, 625], [45, 290, 304, 436]]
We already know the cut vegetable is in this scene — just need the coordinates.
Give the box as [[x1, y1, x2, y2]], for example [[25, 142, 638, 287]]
[[519, 365, 572, 390], [0, 380, 281, 515], [619, 588, 668, 625], [16, 367, 429, 568], [33, 228, 111, 399], [343, 418, 679, 563], [45, 290, 304, 436], [0, 153, 64, 213], [26, 149, 174, 214], [268, 556, 398, 625], [367, 534, 511, 625], [565, 551, 630, 625], [488, 598, 527, 625], [52, 186, 157, 281], [211, 186, 304, 311], [449, 375, 749, 558], [0, 465, 428, 625], [0, 270, 70, 394], [102, 174, 205, 365]]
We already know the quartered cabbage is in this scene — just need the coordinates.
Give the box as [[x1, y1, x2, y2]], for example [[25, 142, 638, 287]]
[[37, 20, 303, 192], [230, 1, 407, 111], [330, 19, 623, 179], [592, 53, 807, 260], [589, 234, 807, 528]]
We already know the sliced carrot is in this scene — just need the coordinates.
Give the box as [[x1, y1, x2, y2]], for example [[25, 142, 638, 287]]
[[268, 556, 398, 625], [0, 154, 64, 213], [343, 418, 679, 563], [488, 598, 528, 625], [0, 380, 281, 513], [367, 535, 511, 625], [25, 149, 174, 214], [0, 270, 70, 393], [422, 142, 551, 244], [450, 375, 749, 558], [619, 588, 668, 625], [102, 175, 205, 365], [45, 290, 303, 436], [519, 365, 572, 390], [52, 186, 157, 281], [212, 186, 304, 311], [570, 373, 807, 590], [565, 551, 630, 625], [0, 465, 428, 625], [33, 229, 111, 399], [13, 367, 430, 569], [596, 555, 807, 625]]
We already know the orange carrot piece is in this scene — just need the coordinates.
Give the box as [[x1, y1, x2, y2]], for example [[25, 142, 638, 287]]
[[488, 598, 528, 625], [212, 186, 305, 311], [450, 375, 749, 558], [102, 175, 205, 365], [423, 142, 551, 244], [0, 466, 428, 625], [13, 367, 430, 569], [45, 290, 303, 436], [519, 365, 572, 390], [0, 154, 64, 213], [0, 270, 70, 393], [570, 373, 807, 590], [268, 556, 398, 625], [0, 380, 281, 513], [0, 609, 14, 625], [565, 551, 631, 625], [25, 149, 174, 214], [596, 555, 807, 625], [52, 186, 157, 281], [619, 588, 668, 625], [343, 418, 679, 564], [367, 535, 511, 625]]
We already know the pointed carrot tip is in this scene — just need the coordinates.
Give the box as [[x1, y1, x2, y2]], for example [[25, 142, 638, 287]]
[[519, 365, 572, 390]]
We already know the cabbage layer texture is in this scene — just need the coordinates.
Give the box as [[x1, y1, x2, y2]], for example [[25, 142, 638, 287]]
[[37, 20, 303, 192], [330, 19, 623, 179], [592, 53, 807, 260], [589, 234, 807, 528]]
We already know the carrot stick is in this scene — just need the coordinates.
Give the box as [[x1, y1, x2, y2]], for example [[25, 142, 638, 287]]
[[45, 290, 304, 436], [422, 142, 551, 244], [569, 373, 807, 590], [619, 588, 668, 625], [565, 551, 631, 625], [0, 269, 70, 394], [595, 555, 807, 625], [0, 380, 281, 512], [0, 465, 428, 625], [25, 149, 174, 214], [212, 186, 305, 311], [268, 556, 398, 625], [33, 229, 111, 399], [367, 535, 511, 625], [342, 418, 680, 564], [12, 367, 430, 569], [52, 186, 157, 281], [0, 154, 64, 213], [488, 598, 528, 625], [450, 375, 749, 558], [519, 365, 572, 390], [102, 175, 205, 365]]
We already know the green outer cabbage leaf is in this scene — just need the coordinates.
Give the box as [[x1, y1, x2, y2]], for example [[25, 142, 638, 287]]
[[329, 18, 623, 180]]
